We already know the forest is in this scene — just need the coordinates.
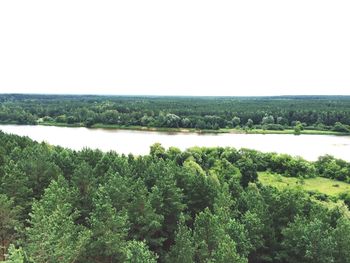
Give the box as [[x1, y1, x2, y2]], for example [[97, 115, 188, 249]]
[[1, 94, 350, 133], [1, 130, 350, 262]]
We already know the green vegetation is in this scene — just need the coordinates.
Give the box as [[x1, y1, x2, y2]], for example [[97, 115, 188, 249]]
[[37, 122, 349, 135], [259, 172, 350, 197], [1, 130, 350, 262], [1, 94, 350, 135]]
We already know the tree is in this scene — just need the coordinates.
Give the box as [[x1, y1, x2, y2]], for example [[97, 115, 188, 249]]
[[26, 176, 91, 263], [246, 118, 254, 129], [237, 157, 258, 187], [232, 116, 241, 127], [294, 121, 303, 135], [277, 116, 287, 125], [150, 172, 186, 255], [333, 122, 350, 133], [213, 185, 251, 258], [211, 235, 247, 263], [3, 245, 25, 263], [193, 208, 246, 263], [150, 143, 166, 159], [0, 195, 21, 260], [84, 117, 95, 128], [165, 113, 181, 128], [71, 161, 97, 224], [237, 184, 271, 261], [166, 214, 195, 263], [281, 216, 335, 263], [181, 118, 191, 128], [261, 115, 275, 125], [125, 240, 158, 263], [127, 181, 164, 251], [88, 185, 129, 262], [0, 161, 32, 218], [183, 160, 219, 218], [18, 144, 61, 199], [332, 216, 350, 263]]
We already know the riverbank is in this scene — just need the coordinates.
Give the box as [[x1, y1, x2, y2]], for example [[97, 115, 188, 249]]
[[1, 121, 348, 135], [31, 122, 350, 135], [1, 123, 349, 161]]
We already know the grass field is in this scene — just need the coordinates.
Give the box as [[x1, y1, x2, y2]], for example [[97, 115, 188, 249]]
[[258, 172, 350, 197]]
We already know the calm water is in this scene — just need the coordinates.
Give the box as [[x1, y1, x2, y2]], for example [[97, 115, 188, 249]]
[[1, 124, 350, 161]]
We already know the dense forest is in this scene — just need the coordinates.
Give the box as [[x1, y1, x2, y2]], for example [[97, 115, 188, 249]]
[[1, 130, 350, 262], [1, 94, 350, 132]]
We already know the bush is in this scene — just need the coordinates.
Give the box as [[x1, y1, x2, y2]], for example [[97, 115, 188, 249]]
[[263, 124, 284, 130], [333, 122, 350, 133]]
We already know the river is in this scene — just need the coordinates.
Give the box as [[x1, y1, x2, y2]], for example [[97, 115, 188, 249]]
[[0, 124, 349, 161]]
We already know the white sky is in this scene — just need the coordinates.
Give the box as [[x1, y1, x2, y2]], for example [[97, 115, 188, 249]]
[[0, 0, 350, 96]]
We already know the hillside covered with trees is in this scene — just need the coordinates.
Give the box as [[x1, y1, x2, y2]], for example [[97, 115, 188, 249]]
[[1, 130, 350, 262], [1, 94, 350, 133]]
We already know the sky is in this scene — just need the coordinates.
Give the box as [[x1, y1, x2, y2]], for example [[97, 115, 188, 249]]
[[0, 0, 350, 96]]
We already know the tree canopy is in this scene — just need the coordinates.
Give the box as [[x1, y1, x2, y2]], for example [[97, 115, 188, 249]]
[[0, 130, 349, 262]]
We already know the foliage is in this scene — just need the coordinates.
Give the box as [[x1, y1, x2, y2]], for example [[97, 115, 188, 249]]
[[1, 94, 350, 132], [0, 195, 22, 260], [25, 176, 91, 263], [125, 240, 158, 263], [3, 245, 25, 263], [0, 131, 350, 262]]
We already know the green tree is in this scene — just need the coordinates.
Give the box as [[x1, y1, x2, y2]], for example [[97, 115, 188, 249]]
[[193, 208, 246, 263], [166, 214, 195, 263], [232, 116, 241, 127], [333, 122, 350, 132], [71, 161, 97, 224], [0, 161, 32, 218], [3, 245, 25, 263], [294, 121, 303, 135], [246, 118, 254, 129], [125, 240, 158, 263], [165, 113, 181, 128], [211, 235, 247, 263], [332, 216, 350, 263], [127, 182, 164, 251], [26, 176, 91, 263], [213, 185, 252, 258], [150, 172, 186, 255], [281, 216, 335, 263], [150, 143, 166, 159], [261, 115, 275, 125], [88, 185, 129, 262], [237, 157, 258, 187], [0, 195, 21, 260]]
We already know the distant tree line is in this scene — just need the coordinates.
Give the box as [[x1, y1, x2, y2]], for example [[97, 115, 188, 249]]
[[0, 94, 350, 132], [1, 131, 350, 262]]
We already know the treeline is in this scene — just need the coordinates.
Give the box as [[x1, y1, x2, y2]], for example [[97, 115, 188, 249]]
[[1, 131, 350, 262], [1, 94, 350, 132]]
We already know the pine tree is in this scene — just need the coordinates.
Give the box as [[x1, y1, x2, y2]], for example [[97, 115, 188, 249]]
[[150, 172, 186, 254], [88, 185, 129, 262], [166, 214, 195, 263], [0, 195, 21, 260], [26, 176, 91, 263], [128, 181, 164, 251], [125, 240, 158, 263]]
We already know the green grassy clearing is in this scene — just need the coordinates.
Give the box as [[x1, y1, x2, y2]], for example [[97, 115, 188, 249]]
[[258, 172, 350, 196]]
